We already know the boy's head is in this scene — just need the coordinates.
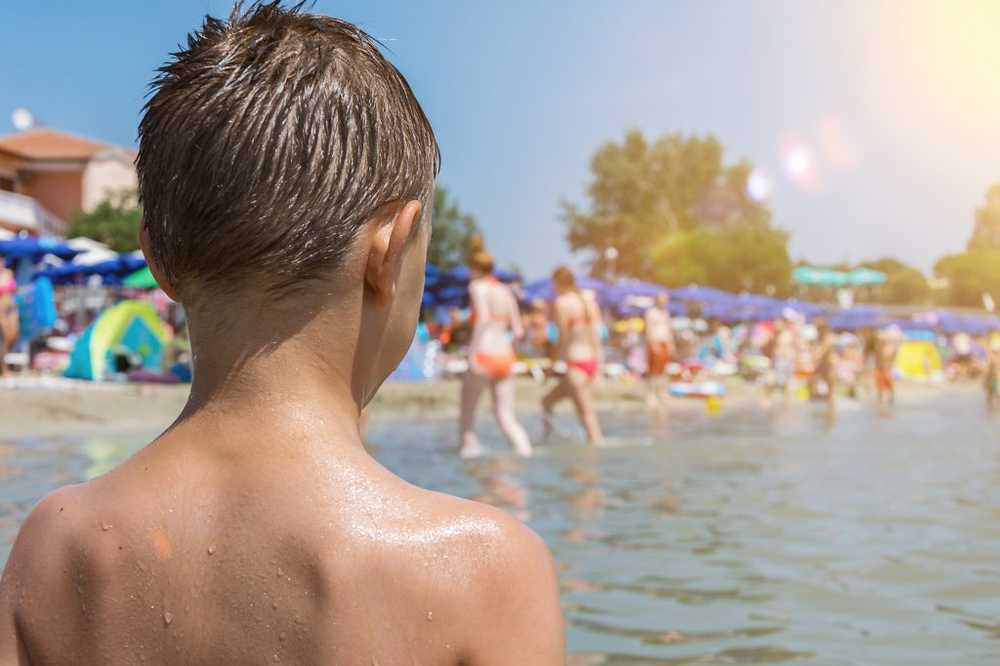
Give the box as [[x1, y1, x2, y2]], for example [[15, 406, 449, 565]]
[[137, 1, 439, 303], [137, 2, 439, 400]]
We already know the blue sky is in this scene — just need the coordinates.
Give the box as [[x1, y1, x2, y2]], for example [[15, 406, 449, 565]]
[[3, 1, 999, 277]]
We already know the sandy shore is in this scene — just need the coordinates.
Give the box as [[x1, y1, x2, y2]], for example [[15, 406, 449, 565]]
[[0, 374, 972, 440]]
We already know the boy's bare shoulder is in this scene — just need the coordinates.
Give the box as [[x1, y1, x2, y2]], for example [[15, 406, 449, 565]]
[[400, 487, 564, 661], [1, 484, 95, 623]]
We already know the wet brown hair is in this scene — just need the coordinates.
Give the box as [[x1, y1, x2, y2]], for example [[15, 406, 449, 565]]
[[466, 235, 494, 275], [552, 265, 576, 290], [137, 1, 440, 301]]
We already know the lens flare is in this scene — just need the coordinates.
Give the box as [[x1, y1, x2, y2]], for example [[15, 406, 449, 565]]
[[746, 169, 772, 201]]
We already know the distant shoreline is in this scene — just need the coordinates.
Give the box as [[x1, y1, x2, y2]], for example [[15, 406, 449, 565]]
[[0, 375, 978, 441]]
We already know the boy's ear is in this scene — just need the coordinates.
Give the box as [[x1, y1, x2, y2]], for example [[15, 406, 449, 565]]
[[138, 220, 179, 302], [364, 200, 423, 305]]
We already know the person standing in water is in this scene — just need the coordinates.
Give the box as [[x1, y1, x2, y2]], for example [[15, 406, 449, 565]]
[[811, 318, 838, 412], [458, 238, 533, 458], [542, 267, 604, 444], [769, 316, 799, 405], [644, 292, 675, 406], [874, 329, 899, 408]]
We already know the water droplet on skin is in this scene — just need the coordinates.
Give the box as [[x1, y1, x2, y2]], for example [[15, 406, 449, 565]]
[[276, 567, 284, 577], [279, 631, 286, 642], [426, 611, 433, 621], [272, 601, 278, 610], [163, 611, 174, 626], [101, 523, 112, 531], [208, 545, 216, 556], [273, 654, 281, 662]]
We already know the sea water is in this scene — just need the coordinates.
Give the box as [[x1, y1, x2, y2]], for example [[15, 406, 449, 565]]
[[2, 394, 999, 665]]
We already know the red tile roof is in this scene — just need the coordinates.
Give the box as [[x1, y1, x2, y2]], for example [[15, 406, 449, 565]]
[[0, 128, 111, 161]]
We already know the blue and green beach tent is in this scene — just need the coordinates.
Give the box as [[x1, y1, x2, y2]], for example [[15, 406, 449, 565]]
[[65, 300, 168, 381]]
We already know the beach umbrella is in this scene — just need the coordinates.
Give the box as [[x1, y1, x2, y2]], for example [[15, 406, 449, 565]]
[[520, 275, 611, 305], [669, 284, 736, 304], [0, 237, 81, 262], [123, 266, 159, 289]]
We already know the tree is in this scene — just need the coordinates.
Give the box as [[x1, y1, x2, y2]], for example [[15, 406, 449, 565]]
[[562, 130, 779, 284], [68, 189, 141, 253], [968, 183, 1000, 250], [934, 250, 1000, 308], [856, 258, 930, 305], [428, 185, 481, 269], [650, 221, 792, 295]]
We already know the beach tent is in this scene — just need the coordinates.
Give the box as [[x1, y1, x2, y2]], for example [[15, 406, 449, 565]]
[[894, 339, 943, 381], [64, 300, 168, 381], [123, 266, 158, 289]]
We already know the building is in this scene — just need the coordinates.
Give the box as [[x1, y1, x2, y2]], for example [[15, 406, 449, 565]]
[[0, 128, 137, 237]]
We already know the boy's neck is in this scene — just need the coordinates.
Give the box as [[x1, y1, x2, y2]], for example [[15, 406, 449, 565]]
[[176, 295, 369, 452]]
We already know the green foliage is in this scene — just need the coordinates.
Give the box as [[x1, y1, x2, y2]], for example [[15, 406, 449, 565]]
[[856, 258, 930, 305], [934, 249, 1000, 308], [68, 190, 141, 253], [968, 183, 1000, 250], [428, 185, 481, 269], [563, 129, 778, 284], [650, 221, 792, 295]]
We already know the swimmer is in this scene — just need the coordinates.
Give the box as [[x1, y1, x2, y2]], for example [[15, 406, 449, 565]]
[[542, 267, 604, 444], [458, 238, 533, 458], [0, 6, 563, 664], [643, 292, 675, 407]]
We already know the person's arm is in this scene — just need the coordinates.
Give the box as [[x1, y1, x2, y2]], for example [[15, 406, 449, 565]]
[[552, 299, 570, 361], [463, 517, 564, 665]]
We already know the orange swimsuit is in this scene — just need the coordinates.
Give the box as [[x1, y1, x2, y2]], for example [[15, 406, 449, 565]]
[[469, 277, 516, 380]]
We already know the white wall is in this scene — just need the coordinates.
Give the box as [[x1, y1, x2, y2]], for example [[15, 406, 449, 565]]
[[82, 149, 138, 212]]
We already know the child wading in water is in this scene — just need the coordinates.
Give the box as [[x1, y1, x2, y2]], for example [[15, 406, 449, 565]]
[[0, 4, 563, 664]]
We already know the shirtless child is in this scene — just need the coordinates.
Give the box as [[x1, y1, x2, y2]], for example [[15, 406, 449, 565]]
[[643, 293, 675, 406], [0, 5, 563, 665]]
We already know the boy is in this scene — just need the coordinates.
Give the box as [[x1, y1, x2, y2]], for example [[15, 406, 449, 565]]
[[0, 4, 563, 664]]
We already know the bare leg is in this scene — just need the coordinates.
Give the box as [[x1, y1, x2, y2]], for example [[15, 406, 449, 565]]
[[491, 376, 532, 456], [459, 372, 488, 458], [541, 377, 572, 439], [567, 368, 604, 445]]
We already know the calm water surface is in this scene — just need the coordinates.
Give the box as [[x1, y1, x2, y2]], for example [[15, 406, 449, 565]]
[[2, 392, 999, 664]]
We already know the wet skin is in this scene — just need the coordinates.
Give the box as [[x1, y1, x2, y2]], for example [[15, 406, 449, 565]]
[[0, 404, 563, 665]]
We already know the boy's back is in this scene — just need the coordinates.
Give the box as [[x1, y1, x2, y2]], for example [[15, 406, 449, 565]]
[[4, 407, 561, 665], [1, 3, 563, 663]]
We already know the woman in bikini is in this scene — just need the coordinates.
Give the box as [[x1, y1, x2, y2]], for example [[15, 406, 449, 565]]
[[542, 266, 604, 444], [458, 239, 533, 458], [0, 257, 18, 376]]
